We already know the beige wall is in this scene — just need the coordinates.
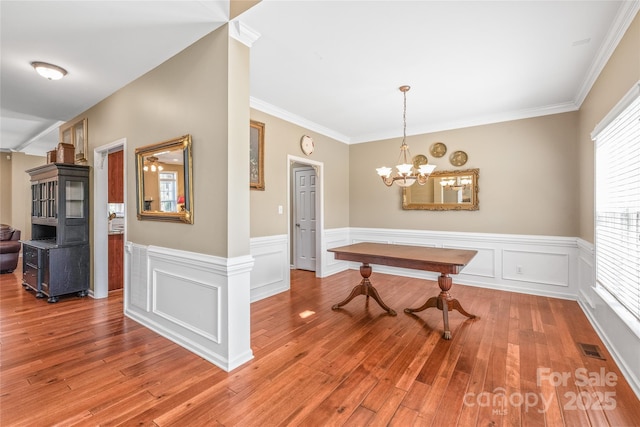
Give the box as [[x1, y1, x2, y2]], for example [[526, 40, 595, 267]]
[[0, 153, 12, 224], [249, 109, 350, 238], [66, 24, 249, 258], [227, 34, 251, 257], [349, 112, 580, 237], [350, 5, 637, 241], [231, 0, 261, 20], [5, 153, 46, 240], [578, 13, 640, 243]]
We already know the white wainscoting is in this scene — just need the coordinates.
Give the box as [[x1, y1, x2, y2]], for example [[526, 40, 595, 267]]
[[326, 228, 579, 299], [575, 239, 640, 399], [124, 243, 254, 372], [249, 234, 290, 302], [321, 227, 351, 277], [122, 231, 639, 396]]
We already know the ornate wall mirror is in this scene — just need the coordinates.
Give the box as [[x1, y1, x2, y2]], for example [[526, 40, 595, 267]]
[[402, 168, 479, 211], [135, 134, 194, 223]]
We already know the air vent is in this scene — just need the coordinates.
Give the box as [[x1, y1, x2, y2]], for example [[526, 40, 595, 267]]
[[578, 343, 605, 360]]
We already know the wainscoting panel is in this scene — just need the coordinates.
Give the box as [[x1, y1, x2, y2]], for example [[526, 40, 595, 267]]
[[250, 235, 289, 302], [153, 270, 221, 343], [127, 243, 149, 311], [502, 249, 569, 287], [443, 244, 496, 278], [125, 243, 254, 372], [576, 239, 640, 399], [345, 228, 579, 299], [323, 228, 351, 277]]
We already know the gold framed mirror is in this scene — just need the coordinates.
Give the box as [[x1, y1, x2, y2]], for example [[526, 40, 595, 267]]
[[402, 168, 479, 211], [135, 134, 194, 223]]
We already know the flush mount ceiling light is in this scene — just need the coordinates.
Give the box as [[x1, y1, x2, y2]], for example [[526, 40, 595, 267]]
[[376, 85, 436, 187], [31, 61, 68, 80]]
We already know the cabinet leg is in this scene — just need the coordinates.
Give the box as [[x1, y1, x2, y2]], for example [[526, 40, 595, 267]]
[[35, 291, 45, 298], [77, 290, 88, 297], [47, 296, 59, 303]]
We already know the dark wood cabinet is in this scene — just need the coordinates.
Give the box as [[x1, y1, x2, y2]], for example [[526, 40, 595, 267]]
[[108, 150, 123, 203], [22, 163, 90, 303]]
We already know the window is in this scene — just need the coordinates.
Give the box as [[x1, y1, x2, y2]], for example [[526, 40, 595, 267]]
[[593, 82, 640, 321], [159, 171, 177, 212]]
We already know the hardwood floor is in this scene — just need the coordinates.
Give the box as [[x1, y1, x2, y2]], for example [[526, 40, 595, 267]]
[[1, 266, 639, 426]]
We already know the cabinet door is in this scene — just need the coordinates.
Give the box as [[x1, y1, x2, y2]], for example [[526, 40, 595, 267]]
[[108, 150, 124, 203], [108, 234, 124, 291]]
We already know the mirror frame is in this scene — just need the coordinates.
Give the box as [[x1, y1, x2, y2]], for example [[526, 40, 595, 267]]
[[135, 134, 194, 224], [402, 168, 479, 211]]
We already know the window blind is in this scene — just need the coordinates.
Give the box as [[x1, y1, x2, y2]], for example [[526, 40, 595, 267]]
[[594, 84, 640, 321]]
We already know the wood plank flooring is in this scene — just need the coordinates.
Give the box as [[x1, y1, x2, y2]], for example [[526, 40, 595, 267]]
[[1, 266, 639, 426]]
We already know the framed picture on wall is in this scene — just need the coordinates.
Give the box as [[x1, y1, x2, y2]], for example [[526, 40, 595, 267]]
[[250, 120, 265, 190], [73, 119, 87, 163], [59, 118, 88, 164]]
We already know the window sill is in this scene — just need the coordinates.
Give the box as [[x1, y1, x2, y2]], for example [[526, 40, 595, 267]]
[[594, 285, 640, 340]]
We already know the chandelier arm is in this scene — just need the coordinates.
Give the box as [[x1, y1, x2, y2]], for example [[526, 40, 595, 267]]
[[381, 176, 394, 187]]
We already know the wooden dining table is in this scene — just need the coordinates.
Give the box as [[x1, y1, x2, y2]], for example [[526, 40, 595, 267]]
[[328, 242, 478, 339]]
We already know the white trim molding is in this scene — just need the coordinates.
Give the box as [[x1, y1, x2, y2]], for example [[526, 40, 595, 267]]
[[337, 228, 580, 299], [229, 20, 261, 47], [124, 242, 254, 372], [576, 239, 640, 399]]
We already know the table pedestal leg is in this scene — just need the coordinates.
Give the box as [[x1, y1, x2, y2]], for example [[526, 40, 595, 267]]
[[332, 263, 397, 316], [404, 273, 476, 339]]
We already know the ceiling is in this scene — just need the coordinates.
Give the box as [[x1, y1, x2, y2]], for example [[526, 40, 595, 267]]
[[1, 1, 638, 157]]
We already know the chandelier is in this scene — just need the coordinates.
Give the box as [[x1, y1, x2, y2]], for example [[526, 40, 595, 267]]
[[376, 85, 436, 187], [143, 156, 164, 172], [440, 177, 472, 190]]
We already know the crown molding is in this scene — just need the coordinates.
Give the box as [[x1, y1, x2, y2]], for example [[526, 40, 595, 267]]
[[230, 20, 261, 47], [350, 101, 580, 144], [573, 0, 640, 108], [250, 0, 637, 147], [252, 96, 581, 146], [250, 97, 351, 143]]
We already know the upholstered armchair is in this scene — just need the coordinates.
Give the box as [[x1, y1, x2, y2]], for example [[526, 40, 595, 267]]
[[0, 225, 21, 273]]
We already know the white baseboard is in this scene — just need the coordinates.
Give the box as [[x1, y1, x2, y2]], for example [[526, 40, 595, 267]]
[[575, 239, 640, 399]]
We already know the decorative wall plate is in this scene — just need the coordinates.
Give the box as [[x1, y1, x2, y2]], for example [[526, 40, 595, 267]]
[[430, 142, 447, 158], [449, 150, 468, 166], [412, 154, 428, 168], [300, 135, 314, 155]]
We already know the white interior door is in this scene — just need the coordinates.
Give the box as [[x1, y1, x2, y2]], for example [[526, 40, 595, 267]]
[[294, 167, 316, 271]]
